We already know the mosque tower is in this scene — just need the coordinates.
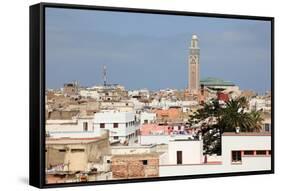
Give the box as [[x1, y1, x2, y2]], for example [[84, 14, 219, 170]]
[[188, 34, 200, 94]]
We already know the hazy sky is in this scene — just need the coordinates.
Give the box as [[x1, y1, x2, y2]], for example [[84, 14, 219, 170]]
[[46, 8, 271, 93]]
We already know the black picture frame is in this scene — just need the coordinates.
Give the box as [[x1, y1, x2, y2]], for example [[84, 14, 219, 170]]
[[29, 2, 275, 189]]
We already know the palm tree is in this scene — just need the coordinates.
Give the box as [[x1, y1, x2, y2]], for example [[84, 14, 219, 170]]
[[189, 97, 264, 155], [220, 98, 264, 133], [220, 98, 253, 132], [249, 111, 264, 132]]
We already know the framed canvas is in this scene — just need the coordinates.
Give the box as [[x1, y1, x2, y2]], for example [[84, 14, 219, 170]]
[[29, 2, 274, 188]]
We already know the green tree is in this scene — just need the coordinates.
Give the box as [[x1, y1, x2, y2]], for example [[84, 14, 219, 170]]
[[189, 97, 264, 155]]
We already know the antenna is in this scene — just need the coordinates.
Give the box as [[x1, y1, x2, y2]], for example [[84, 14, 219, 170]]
[[103, 65, 107, 86]]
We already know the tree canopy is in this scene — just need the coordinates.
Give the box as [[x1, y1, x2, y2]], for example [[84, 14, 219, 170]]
[[189, 97, 264, 155]]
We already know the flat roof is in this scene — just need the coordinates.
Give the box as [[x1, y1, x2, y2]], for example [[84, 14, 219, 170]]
[[200, 77, 235, 86], [111, 152, 160, 159], [112, 144, 156, 149], [46, 137, 101, 145], [222, 132, 271, 136]]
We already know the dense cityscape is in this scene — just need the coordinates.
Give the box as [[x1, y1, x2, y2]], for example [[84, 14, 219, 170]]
[[45, 35, 271, 184]]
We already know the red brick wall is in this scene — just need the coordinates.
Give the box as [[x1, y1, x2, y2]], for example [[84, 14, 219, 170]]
[[112, 156, 159, 179]]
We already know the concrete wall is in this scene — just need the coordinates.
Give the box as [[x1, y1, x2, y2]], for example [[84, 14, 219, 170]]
[[160, 156, 270, 177], [221, 134, 271, 171], [159, 134, 271, 177], [46, 133, 110, 172], [140, 112, 156, 124], [111, 154, 159, 179], [46, 118, 101, 138], [168, 139, 203, 164], [139, 135, 193, 145]]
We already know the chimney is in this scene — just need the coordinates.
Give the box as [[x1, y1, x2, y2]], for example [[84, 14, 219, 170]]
[[235, 126, 240, 134]]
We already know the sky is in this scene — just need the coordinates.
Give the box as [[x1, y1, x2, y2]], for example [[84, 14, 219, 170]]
[[45, 7, 271, 93]]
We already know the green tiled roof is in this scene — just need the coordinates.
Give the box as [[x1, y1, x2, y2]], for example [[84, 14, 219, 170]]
[[200, 77, 235, 86]]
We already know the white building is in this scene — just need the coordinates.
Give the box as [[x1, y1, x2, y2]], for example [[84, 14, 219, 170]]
[[129, 98, 145, 110], [139, 134, 193, 145], [93, 110, 140, 144], [220, 132, 271, 172], [46, 117, 100, 138], [167, 137, 203, 165], [128, 89, 150, 99], [249, 98, 271, 112], [149, 99, 198, 109], [140, 111, 156, 124], [159, 132, 271, 176], [79, 88, 100, 100], [100, 101, 134, 112]]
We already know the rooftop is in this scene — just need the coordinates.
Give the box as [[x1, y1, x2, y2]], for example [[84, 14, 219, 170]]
[[111, 152, 160, 159], [200, 77, 235, 86], [46, 137, 101, 145], [222, 132, 271, 136]]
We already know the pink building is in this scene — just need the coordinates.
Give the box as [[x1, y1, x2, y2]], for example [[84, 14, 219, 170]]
[[140, 124, 172, 136]]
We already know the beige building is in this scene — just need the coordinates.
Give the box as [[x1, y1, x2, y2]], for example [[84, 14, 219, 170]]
[[111, 153, 160, 179], [63, 82, 79, 97], [188, 35, 200, 94], [45, 131, 111, 183]]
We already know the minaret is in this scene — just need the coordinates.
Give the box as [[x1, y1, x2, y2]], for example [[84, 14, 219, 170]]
[[188, 34, 200, 94]]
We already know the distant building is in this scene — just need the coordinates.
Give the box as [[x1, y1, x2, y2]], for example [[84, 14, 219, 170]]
[[63, 82, 79, 97], [140, 111, 156, 124], [261, 112, 271, 133], [188, 35, 200, 94], [46, 116, 99, 138], [79, 85, 127, 102], [249, 97, 271, 112], [217, 92, 229, 102], [100, 101, 134, 112], [152, 107, 183, 123], [139, 123, 193, 145], [93, 110, 140, 145], [199, 77, 240, 102], [200, 77, 239, 92]]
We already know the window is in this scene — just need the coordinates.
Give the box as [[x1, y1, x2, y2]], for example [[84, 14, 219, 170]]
[[256, 150, 267, 155], [232, 151, 242, 163], [71, 149, 85, 153], [243, 150, 254, 155], [142, 160, 148, 165], [83, 122, 88, 131], [144, 120, 148, 124], [177, 151, 183, 164], [107, 160, 111, 164], [59, 149, 66, 152], [100, 123, 105, 128], [113, 123, 118, 128], [265, 123, 271, 132], [268, 150, 271, 155], [113, 136, 119, 140]]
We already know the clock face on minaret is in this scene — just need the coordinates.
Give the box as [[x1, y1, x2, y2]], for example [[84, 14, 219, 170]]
[[188, 35, 200, 93]]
